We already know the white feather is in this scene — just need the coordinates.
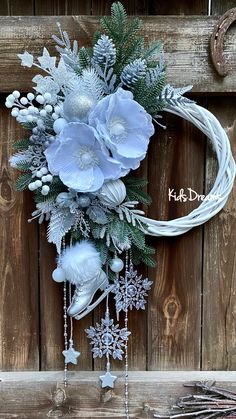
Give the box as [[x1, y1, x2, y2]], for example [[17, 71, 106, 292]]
[[61, 240, 101, 285]]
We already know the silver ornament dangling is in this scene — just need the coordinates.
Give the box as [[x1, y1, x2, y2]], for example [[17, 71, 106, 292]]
[[98, 179, 127, 207], [110, 257, 124, 273], [52, 267, 66, 282]]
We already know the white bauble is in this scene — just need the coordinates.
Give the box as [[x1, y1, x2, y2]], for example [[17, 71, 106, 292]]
[[98, 179, 126, 207], [53, 117, 67, 134], [63, 91, 95, 122], [110, 258, 124, 273], [52, 267, 66, 282]]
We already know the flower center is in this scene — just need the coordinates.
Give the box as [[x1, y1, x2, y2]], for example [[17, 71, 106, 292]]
[[74, 146, 99, 170], [108, 117, 127, 143]]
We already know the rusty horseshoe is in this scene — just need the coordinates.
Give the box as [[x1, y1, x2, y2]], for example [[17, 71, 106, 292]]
[[210, 7, 236, 77]]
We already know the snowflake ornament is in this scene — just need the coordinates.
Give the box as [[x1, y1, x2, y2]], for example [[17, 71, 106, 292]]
[[85, 310, 131, 360], [114, 266, 153, 313]]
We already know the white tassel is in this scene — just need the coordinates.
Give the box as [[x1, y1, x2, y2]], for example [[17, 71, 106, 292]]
[[61, 240, 101, 285]]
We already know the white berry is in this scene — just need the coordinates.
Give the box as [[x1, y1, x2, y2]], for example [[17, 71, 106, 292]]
[[41, 185, 50, 195], [20, 97, 28, 105], [45, 104, 53, 113], [40, 167, 48, 175], [12, 90, 20, 98], [28, 182, 36, 191], [40, 109, 47, 117], [36, 95, 45, 104], [35, 180, 42, 188], [27, 93, 35, 101]]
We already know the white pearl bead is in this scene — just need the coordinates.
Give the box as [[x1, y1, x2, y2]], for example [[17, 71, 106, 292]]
[[53, 118, 67, 134], [52, 267, 66, 282], [110, 258, 124, 273]]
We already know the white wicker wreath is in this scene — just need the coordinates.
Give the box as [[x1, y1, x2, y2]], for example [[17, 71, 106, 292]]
[[137, 102, 236, 236]]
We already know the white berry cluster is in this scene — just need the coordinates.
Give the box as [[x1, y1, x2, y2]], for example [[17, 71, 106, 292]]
[[5, 90, 62, 130], [28, 167, 53, 195]]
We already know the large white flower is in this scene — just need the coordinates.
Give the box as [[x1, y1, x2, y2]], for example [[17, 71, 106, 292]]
[[44, 123, 121, 192], [89, 87, 154, 173]]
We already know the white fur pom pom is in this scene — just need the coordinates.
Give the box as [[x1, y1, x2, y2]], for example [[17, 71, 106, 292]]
[[61, 240, 101, 285]]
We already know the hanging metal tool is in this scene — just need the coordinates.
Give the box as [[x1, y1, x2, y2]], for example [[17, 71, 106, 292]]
[[210, 7, 236, 76]]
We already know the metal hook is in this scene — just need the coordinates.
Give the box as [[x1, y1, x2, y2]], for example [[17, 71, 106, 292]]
[[210, 7, 236, 77]]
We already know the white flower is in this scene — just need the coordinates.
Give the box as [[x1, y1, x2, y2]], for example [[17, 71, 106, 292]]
[[44, 122, 122, 192], [89, 87, 154, 174]]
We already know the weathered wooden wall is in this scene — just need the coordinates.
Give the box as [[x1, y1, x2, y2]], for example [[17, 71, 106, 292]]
[[0, 0, 235, 381]]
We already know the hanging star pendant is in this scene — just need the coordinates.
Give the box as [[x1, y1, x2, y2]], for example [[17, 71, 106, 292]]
[[62, 346, 80, 365], [99, 371, 117, 388]]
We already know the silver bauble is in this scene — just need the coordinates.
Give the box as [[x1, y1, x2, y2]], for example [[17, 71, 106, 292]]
[[63, 91, 95, 122], [98, 179, 126, 207]]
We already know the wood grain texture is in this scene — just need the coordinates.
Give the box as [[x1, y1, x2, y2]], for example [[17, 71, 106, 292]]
[[9, 0, 35, 15], [148, 0, 207, 15], [212, 1, 236, 15], [202, 97, 236, 370], [35, 0, 92, 15], [147, 108, 205, 370], [0, 16, 236, 92], [0, 0, 10, 15], [0, 99, 39, 371], [92, 0, 149, 15], [0, 371, 235, 417]]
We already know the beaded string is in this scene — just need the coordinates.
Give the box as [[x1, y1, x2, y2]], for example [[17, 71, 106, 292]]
[[68, 282, 74, 350], [124, 250, 129, 419], [62, 237, 68, 387]]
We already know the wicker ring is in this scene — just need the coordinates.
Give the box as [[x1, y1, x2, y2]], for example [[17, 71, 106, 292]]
[[137, 102, 236, 236]]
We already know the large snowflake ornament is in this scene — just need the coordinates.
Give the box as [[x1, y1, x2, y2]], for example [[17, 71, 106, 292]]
[[114, 266, 153, 313], [85, 311, 131, 360]]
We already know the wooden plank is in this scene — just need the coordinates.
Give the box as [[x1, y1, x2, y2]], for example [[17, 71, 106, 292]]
[[148, 0, 207, 14], [9, 0, 35, 15], [147, 106, 205, 370], [0, 371, 235, 417], [0, 16, 236, 93], [212, 1, 236, 15], [35, 0, 92, 15], [202, 97, 236, 370], [0, 98, 39, 370], [92, 0, 149, 15], [0, 0, 10, 15]]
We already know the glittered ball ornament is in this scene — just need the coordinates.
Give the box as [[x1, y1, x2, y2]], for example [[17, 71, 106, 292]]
[[52, 267, 66, 282], [110, 258, 124, 273], [63, 91, 96, 122], [98, 179, 126, 207]]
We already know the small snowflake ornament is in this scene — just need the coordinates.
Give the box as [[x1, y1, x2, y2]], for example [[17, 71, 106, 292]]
[[114, 265, 153, 313], [85, 310, 131, 360]]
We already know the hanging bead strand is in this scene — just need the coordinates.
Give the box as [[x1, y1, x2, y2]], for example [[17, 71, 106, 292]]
[[62, 237, 68, 387], [124, 250, 129, 419]]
